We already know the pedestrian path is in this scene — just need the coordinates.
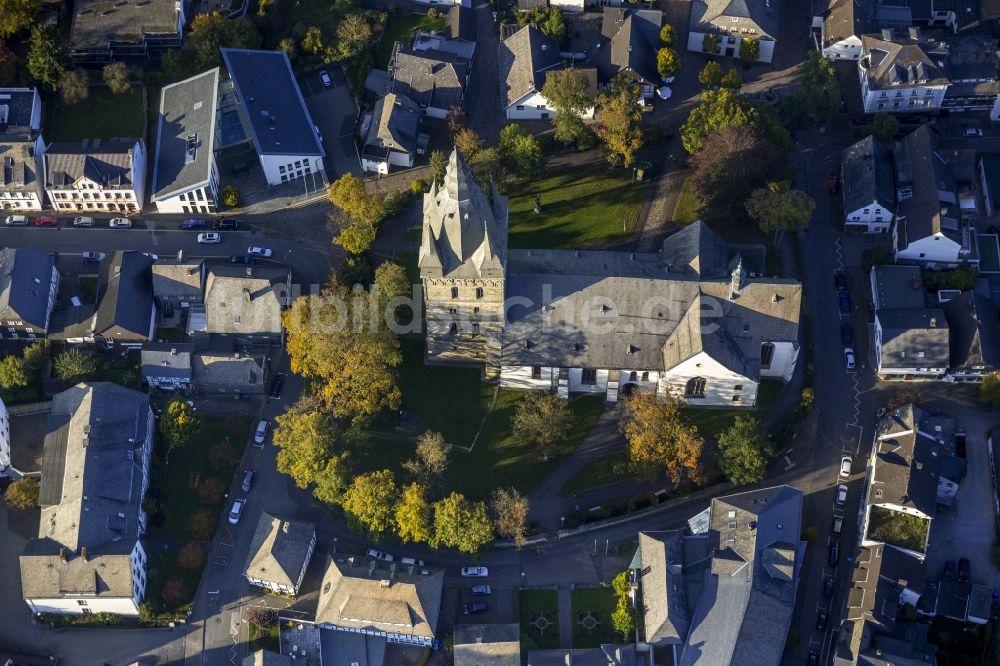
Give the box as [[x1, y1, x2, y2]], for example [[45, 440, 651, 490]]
[[557, 585, 573, 649]]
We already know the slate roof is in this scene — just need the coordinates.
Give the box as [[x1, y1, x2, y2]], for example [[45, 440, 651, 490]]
[[876, 308, 950, 370], [637, 531, 690, 646], [151, 260, 203, 301], [0, 141, 40, 195], [0, 248, 56, 331], [871, 404, 952, 517], [221, 49, 324, 158], [499, 25, 562, 107], [45, 142, 140, 190], [447, 5, 477, 42], [391, 47, 469, 111], [942, 279, 1000, 373], [823, 0, 875, 48], [690, 0, 781, 40], [94, 251, 155, 340], [527, 645, 638, 665], [192, 353, 266, 389], [151, 69, 220, 202], [661, 221, 734, 278], [315, 556, 444, 639], [871, 265, 926, 310], [419, 150, 507, 279], [861, 34, 949, 89], [141, 342, 193, 380], [680, 486, 803, 666], [364, 93, 422, 159], [453, 624, 520, 666], [202, 265, 290, 336], [244, 512, 315, 589], [599, 9, 662, 85], [0, 88, 41, 139], [70, 0, 181, 51], [842, 136, 895, 216]]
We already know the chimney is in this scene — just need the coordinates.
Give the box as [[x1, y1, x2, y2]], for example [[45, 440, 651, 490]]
[[243, 287, 251, 302], [170, 348, 177, 355], [81, 547, 88, 562], [881, 28, 894, 40], [772, 293, 780, 304], [59, 548, 67, 563], [908, 26, 921, 40]]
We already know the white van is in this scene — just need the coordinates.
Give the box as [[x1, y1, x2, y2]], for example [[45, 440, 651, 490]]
[[401, 556, 425, 566]]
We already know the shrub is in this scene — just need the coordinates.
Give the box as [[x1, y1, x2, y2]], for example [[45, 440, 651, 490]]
[[178, 543, 206, 570], [800, 526, 818, 543], [410, 179, 429, 195], [4, 477, 39, 510], [186, 510, 216, 540], [800, 388, 814, 412], [222, 185, 241, 208], [163, 578, 190, 606], [382, 189, 410, 217], [248, 607, 278, 629]]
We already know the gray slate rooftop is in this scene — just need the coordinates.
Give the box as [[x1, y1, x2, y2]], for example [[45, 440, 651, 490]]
[[94, 251, 155, 339], [0, 88, 40, 139], [871, 265, 925, 310], [637, 530, 690, 646], [690, 0, 781, 40], [45, 142, 140, 190], [364, 93, 421, 159], [499, 25, 562, 107], [453, 624, 520, 666], [152, 69, 220, 202], [942, 279, 1000, 373], [203, 264, 291, 336], [244, 512, 315, 589], [0, 248, 56, 331], [390, 47, 469, 111], [876, 308, 950, 370], [141, 342, 193, 380], [842, 136, 895, 216], [823, 0, 875, 48]]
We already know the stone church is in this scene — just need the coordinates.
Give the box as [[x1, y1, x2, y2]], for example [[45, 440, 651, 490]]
[[418, 151, 802, 406]]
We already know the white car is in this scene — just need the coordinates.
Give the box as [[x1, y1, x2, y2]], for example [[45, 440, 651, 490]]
[[320, 70, 332, 88], [844, 347, 856, 370], [82, 251, 106, 263], [197, 232, 221, 244], [73, 216, 95, 227], [254, 419, 269, 444], [228, 499, 244, 525], [109, 217, 131, 228], [656, 86, 673, 100], [4, 215, 28, 226], [367, 548, 394, 562], [248, 246, 273, 258], [840, 456, 852, 477], [836, 484, 848, 505], [964, 126, 983, 137], [461, 566, 489, 577]]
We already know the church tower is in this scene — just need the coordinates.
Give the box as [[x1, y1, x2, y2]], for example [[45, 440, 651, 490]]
[[418, 150, 507, 377]]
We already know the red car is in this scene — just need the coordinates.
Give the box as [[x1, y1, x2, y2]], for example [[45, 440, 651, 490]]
[[34, 215, 57, 226]]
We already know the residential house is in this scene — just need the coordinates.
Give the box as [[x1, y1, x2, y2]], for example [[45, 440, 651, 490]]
[[314, 555, 445, 646], [412, 0, 471, 8], [150, 69, 221, 214], [140, 342, 193, 390], [44, 140, 146, 214], [634, 530, 693, 653], [411, 6, 477, 64], [819, 0, 874, 60], [361, 93, 423, 174], [870, 265, 950, 380], [191, 352, 267, 394], [220, 49, 325, 188], [69, 0, 185, 63], [453, 624, 520, 666], [841, 135, 895, 233], [243, 652, 291, 666], [244, 513, 316, 596], [390, 46, 471, 119], [688, 0, 780, 63], [151, 260, 203, 325], [0, 397, 10, 474], [92, 251, 156, 348], [942, 279, 1000, 380], [858, 29, 1000, 119], [499, 25, 596, 120], [527, 646, 639, 665], [892, 126, 978, 268], [0, 88, 46, 213], [420, 152, 801, 406], [20, 383, 153, 616], [195, 264, 291, 345], [0, 248, 60, 340], [590, 8, 664, 104]]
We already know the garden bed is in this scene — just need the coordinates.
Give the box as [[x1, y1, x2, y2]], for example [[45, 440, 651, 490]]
[[570, 586, 619, 648], [519, 589, 560, 651]]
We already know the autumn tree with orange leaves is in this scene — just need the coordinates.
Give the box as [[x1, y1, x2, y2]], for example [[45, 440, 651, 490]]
[[619, 393, 705, 486]]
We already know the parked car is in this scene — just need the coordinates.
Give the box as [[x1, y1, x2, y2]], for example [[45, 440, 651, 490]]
[[254, 419, 269, 444], [964, 126, 983, 137], [34, 215, 57, 226], [816, 608, 828, 630], [834, 271, 846, 291], [832, 515, 843, 535], [213, 217, 238, 230], [958, 558, 970, 583], [230, 255, 253, 265], [400, 556, 425, 566], [840, 323, 853, 345], [182, 218, 207, 230], [247, 246, 273, 258], [197, 232, 221, 244], [4, 215, 28, 226], [109, 217, 131, 228], [836, 484, 848, 505], [461, 566, 488, 577], [844, 347, 856, 370], [823, 578, 834, 598], [471, 585, 492, 596], [82, 251, 106, 263], [656, 86, 672, 100], [840, 456, 852, 477], [943, 560, 957, 580], [956, 431, 967, 459], [367, 548, 394, 562], [73, 216, 95, 227], [463, 602, 488, 616], [829, 541, 840, 566], [228, 499, 244, 525], [320, 70, 332, 87], [839, 291, 851, 313], [269, 373, 286, 399], [241, 470, 254, 493]]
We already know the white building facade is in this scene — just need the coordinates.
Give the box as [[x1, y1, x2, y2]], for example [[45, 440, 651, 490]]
[[44, 141, 146, 213]]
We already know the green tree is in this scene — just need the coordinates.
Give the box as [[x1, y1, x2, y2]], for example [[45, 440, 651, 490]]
[[302, 26, 324, 54], [611, 596, 635, 639], [801, 50, 840, 121], [540, 7, 566, 41], [657, 48, 680, 79], [58, 69, 89, 106], [620, 393, 705, 485], [864, 112, 900, 143], [278, 36, 298, 60], [22, 341, 44, 375], [430, 492, 494, 553], [512, 392, 572, 461], [402, 431, 451, 487], [178, 543, 206, 570], [102, 62, 130, 94], [3, 476, 39, 510], [0, 355, 28, 391], [739, 38, 759, 64], [429, 150, 448, 186], [312, 452, 352, 506], [594, 76, 643, 167], [373, 260, 411, 307], [468, 147, 506, 191], [274, 406, 339, 488], [702, 33, 719, 54], [53, 349, 96, 382], [698, 60, 722, 87], [491, 487, 529, 547], [541, 69, 592, 145], [189, 14, 261, 69], [27, 25, 64, 89], [720, 68, 742, 89], [0, 39, 19, 86], [681, 88, 757, 154], [222, 185, 240, 208], [717, 415, 773, 485], [159, 399, 202, 449], [395, 483, 432, 543], [0, 0, 38, 37], [776, 91, 814, 131], [659, 24, 675, 47], [498, 124, 544, 178], [342, 469, 399, 538], [745, 182, 816, 234], [981, 372, 1000, 408], [334, 14, 371, 60], [329, 173, 384, 227]]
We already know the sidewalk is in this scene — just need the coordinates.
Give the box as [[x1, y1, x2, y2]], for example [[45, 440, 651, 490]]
[[557, 586, 573, 649]]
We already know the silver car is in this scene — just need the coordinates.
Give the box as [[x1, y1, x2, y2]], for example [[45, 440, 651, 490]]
[[254, 419, 269, 444]]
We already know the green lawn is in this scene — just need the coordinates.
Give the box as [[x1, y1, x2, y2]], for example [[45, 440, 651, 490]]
[[867, 506, 930, 553], [562, 451, 630, 495], [682, 379, 784, 443], [249, 624, 280, 653], [375, 14, 447, 69], [361, 339, 605, 499], [91, 358, 144, 391], [672, 176, 702, 226], [507, 164, 647, 249], [571, 586, 619, 648], [519, 589, 560, 651], [46, 88, 144, 142]]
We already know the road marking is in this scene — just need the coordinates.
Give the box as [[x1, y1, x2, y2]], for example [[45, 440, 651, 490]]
[[784, 455, 796, 471]]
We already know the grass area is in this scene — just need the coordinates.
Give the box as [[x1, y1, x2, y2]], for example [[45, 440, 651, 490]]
[[570, 586, 619, 649], [507, 163, 647, 249], [361, 339, 605, 499], [248, 624, 280, 653], [562, 450, 630, 495], [375, 14, 447, 69], [867, 506, 930, 553], [682, 379, 783, 443], [519, 589, 560, 651], [91, 358, 143, 391], [672, 176, 702, 226], [45, 88, 144, 142]]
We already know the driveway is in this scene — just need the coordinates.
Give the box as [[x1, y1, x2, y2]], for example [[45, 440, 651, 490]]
[[467, 0, 503, 144], [299, 66, 363, 180]]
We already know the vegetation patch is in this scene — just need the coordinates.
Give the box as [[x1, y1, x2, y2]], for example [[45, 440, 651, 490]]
[[867, 506, 929, 553], [562, 451, 630, 495], [45, 88, 144, 142], [672, 176, 702, 226], [519, 589, 560, 651], [682, 379, 783, 444], [570, 586, 619, 648]]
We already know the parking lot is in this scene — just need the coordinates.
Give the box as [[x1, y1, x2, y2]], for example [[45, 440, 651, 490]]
[[298, 67, 363, 180]]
